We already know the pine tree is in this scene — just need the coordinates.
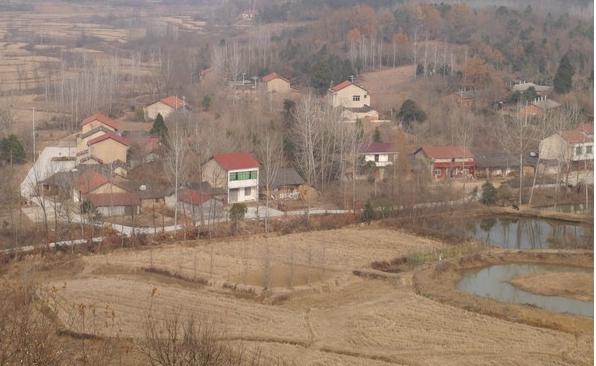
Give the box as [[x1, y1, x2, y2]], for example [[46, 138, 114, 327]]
[[553, 54, 574, 94], [150, 113, 168, 142], [480, 181, 497, 205], [0, 135, 25, 164]]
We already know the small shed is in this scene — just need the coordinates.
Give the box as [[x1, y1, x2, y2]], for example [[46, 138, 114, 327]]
[[260, 167, 305, 200]]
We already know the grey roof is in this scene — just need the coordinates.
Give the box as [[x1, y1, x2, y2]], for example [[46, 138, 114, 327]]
[[261, 167, 305, 189], [512, 82, 552, 93], [474, 149, 538, 169]]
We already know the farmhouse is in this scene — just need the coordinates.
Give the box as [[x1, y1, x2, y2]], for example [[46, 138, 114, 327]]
[[413, 146, 475, 179], [144, 96, 186, 120], [84, 192, 141, 216], [202, 152, 259, 203], [539, 125, 594, 168], [473, 149, 536, 178], [262, 72, 291, 93], [79, 132, 129, 165], [173, 189, 224, 221], [512, 81, 552, 95], [260, 167, 305, 200], [358, 143, 397, 168], [522, 96, 561, 117], [328, 80, 379, 122]]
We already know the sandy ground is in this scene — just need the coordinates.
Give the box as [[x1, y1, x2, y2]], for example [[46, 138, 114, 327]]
[[36, 227, 594, 365], [511, 272, 594, 301]]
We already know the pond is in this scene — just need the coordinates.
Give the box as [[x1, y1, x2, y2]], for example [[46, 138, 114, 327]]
[[458, 263, 593, 318], [465, 216, 592, 249]]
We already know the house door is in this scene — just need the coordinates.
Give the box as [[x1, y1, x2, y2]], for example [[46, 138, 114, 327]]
[[229, 189, 239, 203]]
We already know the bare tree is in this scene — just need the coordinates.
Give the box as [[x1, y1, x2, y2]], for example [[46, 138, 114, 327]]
[[166, 113, 189, 231], [257, 126, 282, 233]]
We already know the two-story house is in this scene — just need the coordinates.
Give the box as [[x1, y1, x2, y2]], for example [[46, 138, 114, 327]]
[[76, 113, 129, 165], [413, 146, 475, 179], [539, 124, 594, 169], [202, 152, 259, 203], [327, 80, 379, 123]]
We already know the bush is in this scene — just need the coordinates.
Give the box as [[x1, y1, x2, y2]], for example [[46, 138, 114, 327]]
[[480, 181, 497, 205], [361, 201, 375, 224]]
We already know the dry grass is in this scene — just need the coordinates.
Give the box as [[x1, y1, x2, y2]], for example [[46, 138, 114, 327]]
[[510, 271, 593, 302], [24, 227, 593, 365]]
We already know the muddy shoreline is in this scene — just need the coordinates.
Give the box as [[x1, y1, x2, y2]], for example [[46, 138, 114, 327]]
[[413, 250, 594, 335]]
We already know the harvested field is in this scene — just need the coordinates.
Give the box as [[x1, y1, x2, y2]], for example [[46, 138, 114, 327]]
[[510, 271, 594, 301], [32, 227, 594, 365]]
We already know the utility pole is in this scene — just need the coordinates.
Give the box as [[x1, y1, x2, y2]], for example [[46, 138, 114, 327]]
[[32, 108, 36, 162]]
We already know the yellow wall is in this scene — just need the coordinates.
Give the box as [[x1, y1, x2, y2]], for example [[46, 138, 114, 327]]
[[203, 159, 227, 188], [267, 79, 290, 93], [89, 139, 128, 164]]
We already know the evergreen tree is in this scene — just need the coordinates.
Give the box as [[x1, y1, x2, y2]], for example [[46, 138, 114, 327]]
[[480, 181, 497, 205], [0, 135, 25, 164], [553, 54, 574, 94], [150, 113, 168, 142], [373, 127, 382, 143], [397, 99, 427, 128]]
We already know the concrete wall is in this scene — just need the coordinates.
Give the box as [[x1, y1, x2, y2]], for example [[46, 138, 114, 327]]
[[202, 159, 227, 188], [144, 102, 175, 120], [266, 78, 290, 93], [330, 84, 369, 108], [89, 139, 128, 164], [539, 134, 567, 161]]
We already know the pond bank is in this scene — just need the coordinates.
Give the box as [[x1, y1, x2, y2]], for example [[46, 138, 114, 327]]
[[413, 250, 594, 335]]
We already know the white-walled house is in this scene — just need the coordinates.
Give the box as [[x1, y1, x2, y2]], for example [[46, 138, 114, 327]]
[[539, 125, 594, 167], [358, 143, 396, 167], [202, 152, 259, 203], [144, 96, 186, 120]]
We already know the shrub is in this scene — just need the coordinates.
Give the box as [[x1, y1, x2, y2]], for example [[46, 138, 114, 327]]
[[361, 201, 375, 224], [480, 181, 497, 205]]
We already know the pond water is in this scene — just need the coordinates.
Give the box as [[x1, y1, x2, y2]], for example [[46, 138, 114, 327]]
[[458, 263, 593, 318], [465, 216, 592, 249]]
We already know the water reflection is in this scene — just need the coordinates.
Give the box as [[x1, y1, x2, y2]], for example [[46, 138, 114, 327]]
[[458, 264, 593, 318], [468, 217, 592, 249]]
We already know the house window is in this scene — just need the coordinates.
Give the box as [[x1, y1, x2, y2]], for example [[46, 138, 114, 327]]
[[230, 170, 257, 181], [587, 146, 593, 154], [374, 154, 379, 162], [244, 187, 252, 196], [433, 169, 442, 177], [352, 95, 360, 102], [576, 146, 583, 155]]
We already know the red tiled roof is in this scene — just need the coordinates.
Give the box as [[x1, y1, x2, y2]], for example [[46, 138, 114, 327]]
[[420, 146, 474, 159], [576, 122, 594, 135], [159, 96, 186, 109], [84, 192, 140, 207], [358, 143, 396, 154], [213, 152, 259, 171], [262, 72, 289, 83], [81, 113, 119, 130], [87, 132, 130, 147], [330, 80, 353, 92], [561, 130, 593, 144], [78, 170, 109, 194], [180, 190, 211, 206]]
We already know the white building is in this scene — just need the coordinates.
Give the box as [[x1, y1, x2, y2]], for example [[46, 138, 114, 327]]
[[144, 96, 186, 120], [358, 143, 396, 168], [539, 124, 593, 165], [21, 145, 76, 199], [202, 152, 260, 203]]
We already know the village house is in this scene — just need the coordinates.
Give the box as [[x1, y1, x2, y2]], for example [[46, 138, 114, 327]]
[[539, 124, 594, 169], [144, 96, 186, 120], [202, 152, 259, 203], [76, 113, 120, 160], [358, 143, 397, 168], [74, 170, 128, 202], [261, 72, 291, 93], [521, 96, 561, 117], [328, 80, 379, 123], [260, 167, 305, 200], [21, 144, 76, 199], [84, 192, 141, 217], [413, 146, 475, 180], [172, 189, 224, 222], [473, 149, 536, 178], [512, 81, 552, 96], [78, 132, 129, 165]]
